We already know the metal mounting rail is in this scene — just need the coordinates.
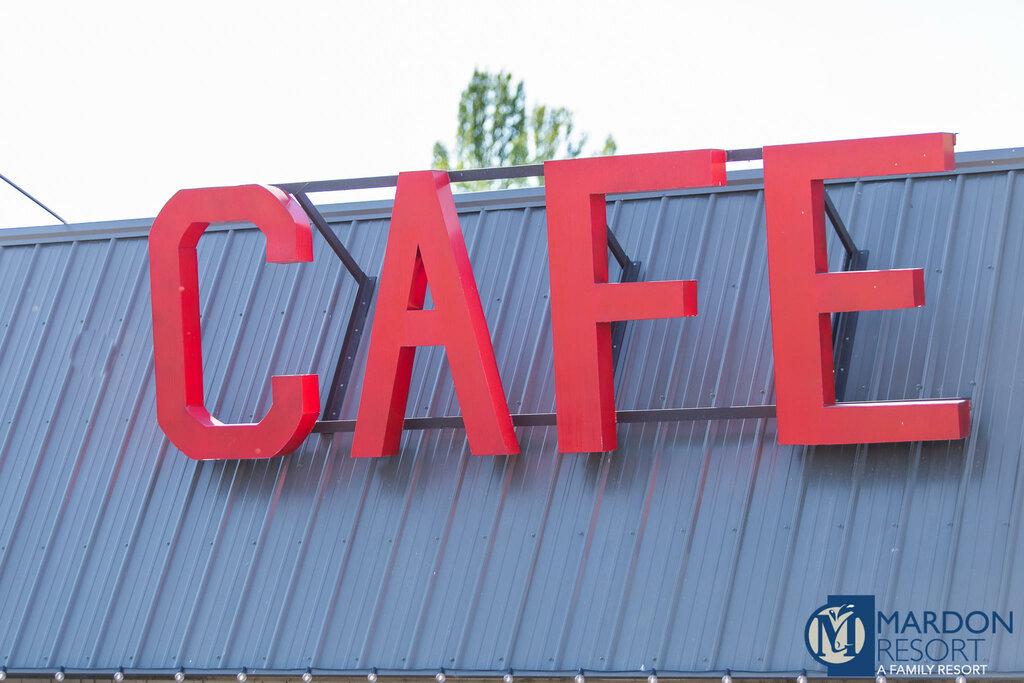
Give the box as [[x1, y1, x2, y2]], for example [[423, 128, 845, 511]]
[[276, 148, 765, 194], [313, 405, 778, 434]]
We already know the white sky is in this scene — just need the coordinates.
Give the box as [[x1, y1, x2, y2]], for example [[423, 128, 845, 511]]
[[1, 0, 1022, 228]]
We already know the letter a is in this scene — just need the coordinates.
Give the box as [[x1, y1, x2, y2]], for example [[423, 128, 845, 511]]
[[352, 171, 518, 456]]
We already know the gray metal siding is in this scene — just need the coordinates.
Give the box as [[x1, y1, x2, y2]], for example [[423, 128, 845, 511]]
[[0, 162, 1022, 676]]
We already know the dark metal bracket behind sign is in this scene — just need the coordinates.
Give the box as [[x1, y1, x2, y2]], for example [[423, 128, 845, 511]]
[[283, 151, 866, 434], [290, 192, 376, 421], [824, 193, 867, 402], [606, 225, 641, 375]]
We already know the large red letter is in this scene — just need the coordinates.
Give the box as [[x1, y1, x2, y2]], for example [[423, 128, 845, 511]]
[[544, 151, 727, 452], [763, 133, 970, 444], [149, 185, 320, 460], [352, 171, 518, 457]]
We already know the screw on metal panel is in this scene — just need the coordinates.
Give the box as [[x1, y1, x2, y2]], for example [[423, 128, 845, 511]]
[[175, 668, 185, 682], [367, 669, 379, 683], [302, 668, 313, 683]]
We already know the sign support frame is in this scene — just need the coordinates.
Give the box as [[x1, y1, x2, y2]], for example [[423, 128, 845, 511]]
[[282, 152, 896, 439]]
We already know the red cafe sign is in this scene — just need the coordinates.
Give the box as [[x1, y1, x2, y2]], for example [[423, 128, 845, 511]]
[[148, 133, 971, 461]]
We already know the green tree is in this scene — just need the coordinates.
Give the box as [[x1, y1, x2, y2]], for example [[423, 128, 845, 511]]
[[433, 69, 617, 189]]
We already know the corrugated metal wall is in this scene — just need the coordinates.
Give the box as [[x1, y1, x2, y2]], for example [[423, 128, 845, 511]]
[[1, 156, 1023, 677]]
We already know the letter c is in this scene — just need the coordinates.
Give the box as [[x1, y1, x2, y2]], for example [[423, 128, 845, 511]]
[[149, 184, 320, 460]]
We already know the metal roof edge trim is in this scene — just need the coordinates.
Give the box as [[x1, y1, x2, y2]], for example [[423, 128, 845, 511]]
[[0, 668, 832, 678], [0, 669, 825, 680], [7, 668, 1024, 680], [2, 147, 1021, 246]]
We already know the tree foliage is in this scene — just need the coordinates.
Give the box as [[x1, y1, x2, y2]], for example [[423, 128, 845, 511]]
[[433, 69, 617, 189]]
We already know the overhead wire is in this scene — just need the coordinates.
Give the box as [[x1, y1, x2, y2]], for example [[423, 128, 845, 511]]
[[0, 171, 68, 224]]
